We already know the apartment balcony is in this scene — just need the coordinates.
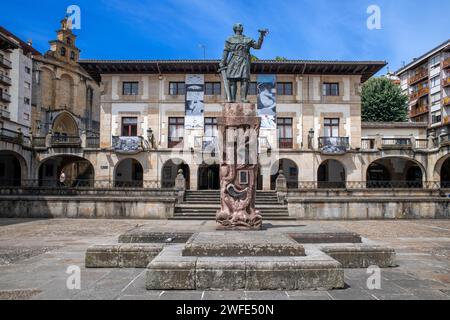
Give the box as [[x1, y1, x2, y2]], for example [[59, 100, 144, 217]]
[[409, 105, 429, 118], [51, 135, 82, 148], [0, 91, 11, 103], [408, 68, 429, 86], [0, 74, 11, 86], [112, 136, 145, 153], [278, 138, 293, 149], [0, 108, 10, 119], [381, 138, 412, 150], [442, 76, 450, 88], [0, 57, 12, 69], [318, 137, 349, 154], [409, 87, 429, 101], [443, 57, 450, 69], [443, 96, 450, 107]]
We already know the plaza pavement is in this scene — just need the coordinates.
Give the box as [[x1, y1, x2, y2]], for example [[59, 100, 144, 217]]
[[0, 219, 449, 300]]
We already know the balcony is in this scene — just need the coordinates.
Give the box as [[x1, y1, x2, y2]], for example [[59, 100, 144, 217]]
[[0, 108, 10, 119], [444, 57, 450, 69], [408, 68, 428, 86], [278, 138, 293, 149], [409, 105, 429, 118], [361, 138, 376, 150], [0, 128, 23, 145], [443, 76, 450, 88], [443, 96, 450, 107], [86, 136, 100, 148], [32, 136, 46, 148], [0, 57, 12, 69], [409, 87, 429, 101], [381, 138, 412, 149], [0, 74, 11, 86], [168, 137, 184, 149], [51, 135, 82, 148], [0, 91, 11, 103], [318, 137, 349, 154], [440, 133, 450, 146], [414, 139, 428, 150], [112, 136, 144, 153]]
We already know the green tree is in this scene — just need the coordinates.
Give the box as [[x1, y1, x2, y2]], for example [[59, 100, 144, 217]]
[[275, 56, 288, 61], [250, 55, 259, 62], [361, 77, 408, 122]]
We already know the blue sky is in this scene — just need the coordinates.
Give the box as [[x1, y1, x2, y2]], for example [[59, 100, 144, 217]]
[[1, 0, 449, 74]]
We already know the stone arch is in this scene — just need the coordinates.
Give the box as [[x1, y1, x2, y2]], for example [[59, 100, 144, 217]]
[[58, 73, 74, 111], [38, 155, 94, 187], [52, 111, 79, 136], [114, 158, 144, 188], [162, 158, 190, 189], [318, 159, 346, 188], [366, 156, 425, 188], [270, 158, 299, 190], [0, 150, 29, 186]]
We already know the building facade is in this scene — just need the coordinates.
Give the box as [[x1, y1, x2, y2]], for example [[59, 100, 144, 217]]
[[397, 39, 450, 136]]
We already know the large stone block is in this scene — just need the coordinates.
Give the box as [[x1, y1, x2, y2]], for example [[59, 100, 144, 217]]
[[245, 259, 297, 290], [320, 245, 396, 268], [196, 258, 246, 290], [85, 245, 119, 268]]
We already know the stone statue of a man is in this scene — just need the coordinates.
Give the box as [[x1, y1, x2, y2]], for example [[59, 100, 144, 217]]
[[219, 23, 268, 103]]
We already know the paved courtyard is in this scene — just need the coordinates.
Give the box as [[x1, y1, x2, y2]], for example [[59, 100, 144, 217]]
[[0, 219, 449, 300]]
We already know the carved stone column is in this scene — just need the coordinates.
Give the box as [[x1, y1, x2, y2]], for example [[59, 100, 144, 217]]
[[216, 103, 262, 230]]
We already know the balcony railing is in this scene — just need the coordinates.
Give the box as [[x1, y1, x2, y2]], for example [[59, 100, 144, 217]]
[[0, 74, 11, 86], [443, 76, 450, 87], [409, 87, 429, 101], [440, 133, 450, 146], [318, 137, 349, 154], [0, 91, 11, 103], [444, 57, 450, 69], [112, 136, 144, 153], [408, 68, 428, 86], [381, 138, 412, 149], [86, 136, 100, 148], [168, 137, 184, 149], [279, 138, 293, 149], [0, 109, 10, 119], [409, 105, 429, 118], [0, 128, 25, 145], [32, 136, 46, 148], [0, 57, 12, 69], [414, 139, 428, 149], [361, 138, 376, 150], [51, 135, 82, 147], [443, 97, 450, 106]]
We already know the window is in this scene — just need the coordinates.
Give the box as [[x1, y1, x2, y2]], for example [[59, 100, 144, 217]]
[[205, 82, 221, 95], [24, 97, 30, 105], [24, 81, 31, 89], [324, 118, 340, 137], [323, 83, 339, 96], [248, 82, 257, 95], [431, 93, 441, 105], [23, 113, 30, 121], [122, 82, 139, 96], [60, 47, 66, 57], [70, 51, 75, 60], [431, 111, 442, 124], [431, 76, 440, 88], [168, 117, 184, 148], [66, 37, 72, 45], [169, 82, 185, 95], [25, 66, 31, 74], [277, 82, 293, 96], [121, 117, 138, 137], [204, 117, 218, 137], [277, 118, 293, 149], [430, 55, 440, 67]]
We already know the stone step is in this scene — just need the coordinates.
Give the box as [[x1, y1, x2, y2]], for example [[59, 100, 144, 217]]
[[170, 216, 296, 221]]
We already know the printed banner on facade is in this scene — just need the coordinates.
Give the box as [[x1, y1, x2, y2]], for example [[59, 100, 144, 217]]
[[257, 75, 277, 129], [112, 136, 142, 154], [185, 74, 204, 129]]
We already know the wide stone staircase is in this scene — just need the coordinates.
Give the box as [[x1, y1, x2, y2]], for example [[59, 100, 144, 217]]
[[171, 190, 294, 220]]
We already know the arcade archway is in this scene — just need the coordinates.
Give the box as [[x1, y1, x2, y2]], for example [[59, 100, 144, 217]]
[[39, 155, 94, 187], [114, 158, 144, 188], [440, 157, 450, 188], [318, 160, 346, 188], [0, 151, 27, 186], [366, 157, 424, 188], [270, 159, 299, 190], [161, 159, 190, 189], [198, 164, 220, 190]]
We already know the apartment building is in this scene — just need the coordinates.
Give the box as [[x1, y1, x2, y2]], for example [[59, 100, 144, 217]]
[[397, 39, 450, 136]]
